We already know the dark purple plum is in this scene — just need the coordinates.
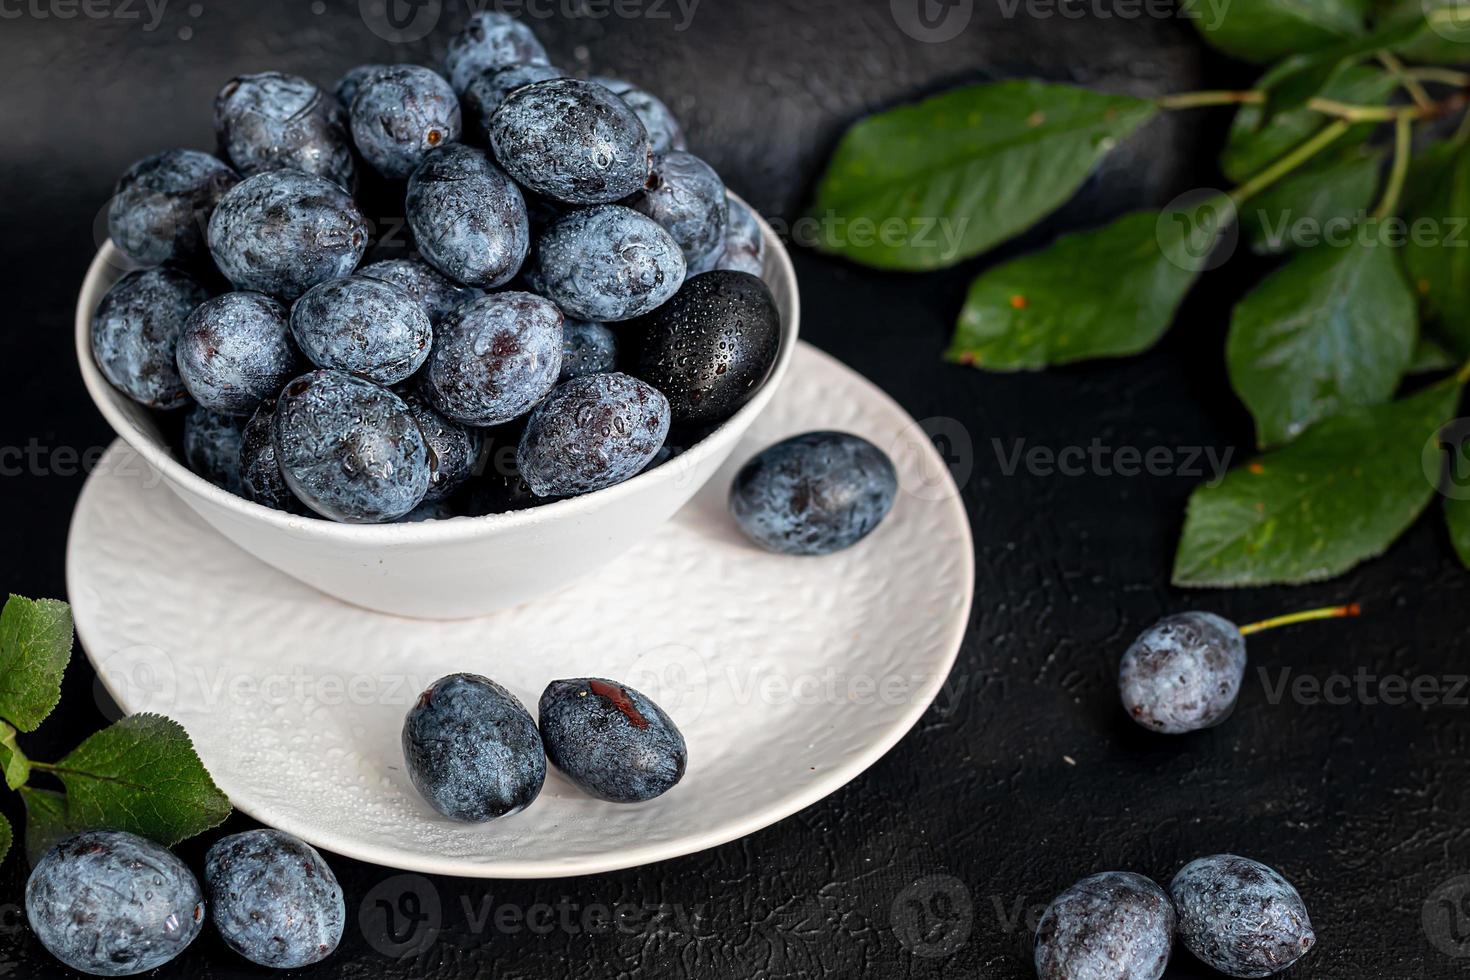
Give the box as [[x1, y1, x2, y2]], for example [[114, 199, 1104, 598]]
[[349, 64, 461, 179], [289, 275, 432, 385], [630, 151, 728, 271], [406, 143, 529, 288], [205, 830, 344, 969], [443, 11, 550, 94], [108, 149, 239, 267], [1118, 612, 1246, 735], [272, 370, 430, 523], [729, 432, 897, 556], [530, 205, 684, 322], [359, 257, 484, 324], [627, 269, 779, 426], [489, 78, 652, 205], [92, 266, 210, 410], [398, 389, 482, 502], [560, 319, 618, 381], [26, 831, 205, 977], [333, 64, 388, 111], [463, 63, 563, 144], [592, 76, 686, 155], [715, 195, 765, 277], [214, 72, 355, 189], [239, 398, 308, 514], [517, 372, 670, 497], [207, 170, 368, 300], [419, 291, 562, 427], [177, 291, 298, 413], [538, 678, 687, 803], [402, 673, 546, 822], [1035, 872, 1174, 980], [182, 406, 246, 494], [1171, 855, 1315, 978]]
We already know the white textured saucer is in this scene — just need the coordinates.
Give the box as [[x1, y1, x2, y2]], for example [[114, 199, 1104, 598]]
[[67, 342, 974, 878]]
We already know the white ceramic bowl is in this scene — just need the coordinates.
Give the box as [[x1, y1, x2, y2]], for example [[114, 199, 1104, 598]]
[[74, 204, 799, 619]]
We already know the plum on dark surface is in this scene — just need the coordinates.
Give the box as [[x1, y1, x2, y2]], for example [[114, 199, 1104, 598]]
[[530, 204, 685, 322], [289, 275, 432, 385], [207, 170, 367, 300], [349, 64, 461, 179], [517, 372, 670, 497], [1034, 872, 1174, 980], [26, 831, 205, 977], [538, 678, 687, 803], [402, 673, 546, 822], [1171, 855, 1315, 978], [419, 291, 562, 427], [205, 829, 344, 969], [489, 78, 652, 205], [92, 266, 211, 410], [628, 269, 780, 427], [406, 143, 529, 288], [108, 149, 239, 267], [271, 370, 430, 523], [728, 431, 897, 556], [176, 290, 298, 414], [213, 71, 355, 189], [1118, 612, 1246, 735], [443, 11, 550, 94]]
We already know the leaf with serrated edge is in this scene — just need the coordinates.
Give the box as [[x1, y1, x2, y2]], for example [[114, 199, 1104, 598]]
[[21, 786, 71, 867], [0, 721, 29, 790], [0, 596, 73, 732], [52, 713, 231, 847], [945, 198, 1225, 371], [1227, 239, 1417, 447], [806, 81, 1156, 271], [1174, 379, 1463, 587]]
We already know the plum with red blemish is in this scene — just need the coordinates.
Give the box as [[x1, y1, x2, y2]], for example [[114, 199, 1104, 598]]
[[538, 677, 687, 803], [418, 291, 563, 426]]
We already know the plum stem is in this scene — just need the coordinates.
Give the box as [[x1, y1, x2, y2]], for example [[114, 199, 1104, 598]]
[[1239, 603, 1361, 636]]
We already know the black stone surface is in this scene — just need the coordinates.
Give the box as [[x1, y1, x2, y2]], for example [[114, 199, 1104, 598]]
[[1, 2, 1467, 977]]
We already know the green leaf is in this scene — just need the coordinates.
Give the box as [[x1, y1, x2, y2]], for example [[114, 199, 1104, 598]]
[[1403, 142, 1470, 356], [1382, 0, 1470, 61], [1227, 239, 1417, 447], [21, 786, 73, 867], [49, 713, 230, 848], [1240, 149, 1381, 256], [1222, 64, 1394, 183], [1173, 378, 1463, 587], [806, 81, 1157, 270], [1410, 335, 1457, 374], [1447, 496, 1470, 568], [0, 811, 10, 867], [1194, 0, 1369, 62], [0, 596, 73, 732], [0, 721, 29, 790], [945, 197, 1226, 370]]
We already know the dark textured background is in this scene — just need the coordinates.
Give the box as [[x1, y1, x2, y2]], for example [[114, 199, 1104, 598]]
[[2, 1, 1468, 977]]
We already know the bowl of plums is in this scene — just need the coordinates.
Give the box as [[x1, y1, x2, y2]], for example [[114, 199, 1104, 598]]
[[76, 15, 799, 619]]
